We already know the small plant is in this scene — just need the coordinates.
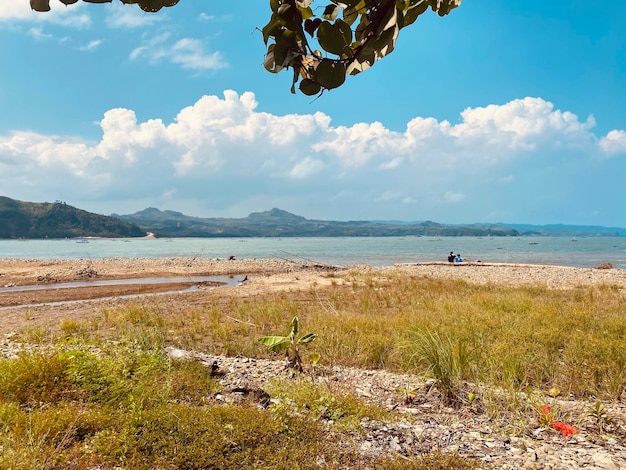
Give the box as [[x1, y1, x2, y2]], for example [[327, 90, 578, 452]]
[[397, 385, 419, 404], [405, 331, 471, 406], [587, 400, 611, 433], [258, 317, 319, 371]]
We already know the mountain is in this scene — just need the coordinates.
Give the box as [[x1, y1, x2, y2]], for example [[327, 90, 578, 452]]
[[4, 195, 622, 239], [498, 223, 626, 237], [0, 197, 146, 239], [114, 207, 519, 238]]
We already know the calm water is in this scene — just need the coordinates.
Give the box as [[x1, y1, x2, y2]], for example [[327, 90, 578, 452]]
[[2, 236, 626, 269]]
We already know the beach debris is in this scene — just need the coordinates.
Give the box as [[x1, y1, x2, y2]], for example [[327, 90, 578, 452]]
[[540, 405, 579, 437], [76, 266, 99, 278], [594, 262, 613, 270], [37, 273, 58, 283], [230, 385, 271, 408]]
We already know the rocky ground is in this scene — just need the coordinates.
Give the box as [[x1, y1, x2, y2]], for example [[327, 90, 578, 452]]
[[165, 348, 626, 470], [1, 257, 626, 469]]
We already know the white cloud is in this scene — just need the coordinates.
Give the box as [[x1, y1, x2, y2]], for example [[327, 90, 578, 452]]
[[376, 191, 401, 202], [105, 3, 162, 28], [130, 32, 225, 70], [599, 130, 626, 156], [443, 192, 465, 203], [169, 38, 224, 70], [28, 26, 53, 40], [0, 0, 90, 28], [289, 157, 324, 179], [80, 38, 103, 51], [0, 93, 624, 222], [197, 13, 233, 23], [313, 121, 403, 168]]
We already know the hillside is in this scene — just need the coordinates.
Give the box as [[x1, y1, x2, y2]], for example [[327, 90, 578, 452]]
[[500, 223, 626, 237], [114, 207, 519, 238], [0, 197, 146, 239], [4, 196, 623, 239]]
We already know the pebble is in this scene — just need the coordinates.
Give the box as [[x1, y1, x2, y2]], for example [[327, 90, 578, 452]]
[[160, 348, 626, 470]]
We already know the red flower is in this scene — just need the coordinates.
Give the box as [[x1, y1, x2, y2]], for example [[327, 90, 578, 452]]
[[552, 421, 578, 436]]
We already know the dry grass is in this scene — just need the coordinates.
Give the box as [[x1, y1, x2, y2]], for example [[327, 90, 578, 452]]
[[2, 267, 626, 468]]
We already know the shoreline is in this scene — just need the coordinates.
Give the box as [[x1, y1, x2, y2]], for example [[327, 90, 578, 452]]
[[1, 257, 626, 288], [1, 254, 624, 298]]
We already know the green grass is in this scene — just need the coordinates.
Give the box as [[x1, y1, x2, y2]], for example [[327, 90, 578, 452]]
[[49, 271, 626, 400], [0, 344, 483, 469], [68, 272, 626, 400], [3, 267, 626, 468]]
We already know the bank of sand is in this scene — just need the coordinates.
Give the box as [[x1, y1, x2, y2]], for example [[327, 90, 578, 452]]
[[2, 257, 626, 289]]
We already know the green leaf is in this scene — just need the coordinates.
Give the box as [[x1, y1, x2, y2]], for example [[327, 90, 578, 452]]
[[290, 317, 299, 339], [258, 336, 291, 353], [299, 79, 322, 96], [318, 21, 350, 56], [310, 352, 321, 366], [263, 44, 286, 73], [298, 6, 314, 20], [313, 60, 346, 89], [403, 1, 428, 27], [291, 67, 299, 94], [322, 4, 339, 21], [30, 0, 51, 11], [298, 333, 317, 344], [342, 0, 367, 25], [370, 22, 399, 59], [304, 18, 322, 37], [262, 14, 283, 44], [277, 2, 302, 31]]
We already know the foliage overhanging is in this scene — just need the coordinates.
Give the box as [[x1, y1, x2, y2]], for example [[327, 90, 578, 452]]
[[30, 0, 462, 95]]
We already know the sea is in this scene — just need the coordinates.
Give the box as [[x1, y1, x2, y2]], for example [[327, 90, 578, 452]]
[[1, 236, 626, 270]]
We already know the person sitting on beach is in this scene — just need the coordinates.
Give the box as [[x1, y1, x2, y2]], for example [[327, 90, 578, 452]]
[[455, 254, 463, 263], [447, 251, 455, 263]]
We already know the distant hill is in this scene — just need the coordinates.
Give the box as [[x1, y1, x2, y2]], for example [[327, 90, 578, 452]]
[[0, 197, 146, 239], [4, 195, 623, 239], [114, 207, 520, 238], [498, 223, 626, 237]]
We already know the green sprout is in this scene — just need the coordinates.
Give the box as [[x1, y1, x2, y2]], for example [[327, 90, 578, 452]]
[[258, 316, 319, 372]]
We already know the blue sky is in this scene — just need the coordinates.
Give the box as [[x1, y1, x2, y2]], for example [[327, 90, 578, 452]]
[[1, 1, 625, 226]]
